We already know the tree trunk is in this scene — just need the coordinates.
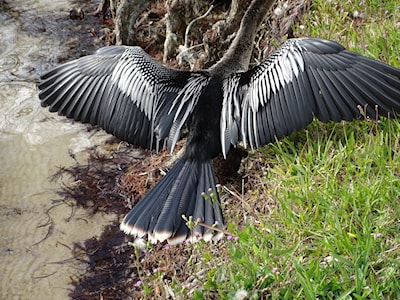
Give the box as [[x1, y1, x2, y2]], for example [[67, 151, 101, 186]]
[[99, 0, 156, 45]]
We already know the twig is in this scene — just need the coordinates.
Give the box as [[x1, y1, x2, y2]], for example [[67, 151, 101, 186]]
[[184, 5, 214, 48]]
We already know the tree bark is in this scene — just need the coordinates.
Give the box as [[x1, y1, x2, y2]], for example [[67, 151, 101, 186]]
[[103, 0, 156, 45]]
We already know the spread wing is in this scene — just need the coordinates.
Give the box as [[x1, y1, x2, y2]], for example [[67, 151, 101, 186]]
[[221, 38, 400, 156], [38, 46, 208, 151]]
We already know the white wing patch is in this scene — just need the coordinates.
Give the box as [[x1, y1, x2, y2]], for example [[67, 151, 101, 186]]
[[221, 74, 242, 157], [221, 40, 306, 151], [111, 50, 159, 118]]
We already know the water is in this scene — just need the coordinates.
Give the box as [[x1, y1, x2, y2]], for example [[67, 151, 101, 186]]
[[0, 1, 116, 298]]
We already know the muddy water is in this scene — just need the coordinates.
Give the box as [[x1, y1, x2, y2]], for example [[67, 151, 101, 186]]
[[0, 1, 116, 299]]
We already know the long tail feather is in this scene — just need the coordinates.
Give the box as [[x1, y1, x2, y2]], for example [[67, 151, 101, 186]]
[[120, 158, 224, 244]]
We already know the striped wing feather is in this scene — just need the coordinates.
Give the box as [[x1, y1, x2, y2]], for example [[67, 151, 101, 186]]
[[221, 38, 400, 154], [39, 46, 194, 150]]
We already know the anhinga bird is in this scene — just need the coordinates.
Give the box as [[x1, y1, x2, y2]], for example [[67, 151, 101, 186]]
[[38, 0, 400, 244]]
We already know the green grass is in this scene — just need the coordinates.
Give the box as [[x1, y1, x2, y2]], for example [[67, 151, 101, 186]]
[[297, 0, 400, 67], [134, 0, 400, 298], [253, 120, 399, 298]]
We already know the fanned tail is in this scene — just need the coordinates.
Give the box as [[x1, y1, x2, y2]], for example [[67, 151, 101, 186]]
[[120, 158, 224, 244]]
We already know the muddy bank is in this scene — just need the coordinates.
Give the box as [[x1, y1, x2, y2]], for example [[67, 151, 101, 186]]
[[0, 0, 116, 299]]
